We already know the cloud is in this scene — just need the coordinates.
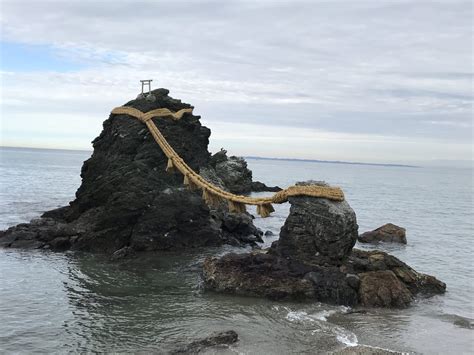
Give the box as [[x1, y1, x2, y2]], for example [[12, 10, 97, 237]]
[[0, 0, 472, 162]]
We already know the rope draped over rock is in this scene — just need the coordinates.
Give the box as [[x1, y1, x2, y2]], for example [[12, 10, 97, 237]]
[[110, 106, 345, 218]]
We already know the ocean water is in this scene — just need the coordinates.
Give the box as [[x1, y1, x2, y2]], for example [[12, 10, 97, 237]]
[[0, 147, 473, 354]]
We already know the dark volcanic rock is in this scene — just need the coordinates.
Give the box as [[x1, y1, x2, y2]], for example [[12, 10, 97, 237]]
[[271, 181, 358, 265], [206, 149, 253, 194], [250, 181, 282, 192], [172, 330, 238, 354], [203, 252, 315, 301], [358, 270, 413, 307], [202, 183, 445, 308], [203, 149, 281, 193], [358, 223, 407, 244], [203, 247, 445, 307], [0, 89, 261, 253], [346, 249, 446, 297]]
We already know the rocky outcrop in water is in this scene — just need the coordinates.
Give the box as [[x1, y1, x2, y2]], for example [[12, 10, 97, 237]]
[[271, 181, 357, 265], [203, 182, 445, 308], [172, 330, 238, 354], [358, 223, 407, 244], [0, 89, 263, 253]]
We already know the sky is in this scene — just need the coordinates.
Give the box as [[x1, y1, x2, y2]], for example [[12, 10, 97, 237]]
[[0, 0, 472, 165]]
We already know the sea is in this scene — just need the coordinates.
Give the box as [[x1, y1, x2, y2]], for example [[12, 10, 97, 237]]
[[0, 146, 473, 354]]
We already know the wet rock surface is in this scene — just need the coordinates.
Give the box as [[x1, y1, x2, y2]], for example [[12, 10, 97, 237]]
[[171, 330, 238, 354], [358, 223, 407, 244], [0, 89, 262, 253], [203, 247, 446, 307], [203, 183, 445, 308], [271, 181, 358, 265]]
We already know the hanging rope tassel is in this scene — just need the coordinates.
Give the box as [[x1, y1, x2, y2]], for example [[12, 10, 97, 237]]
[[165, 158, 176, 173], [202, 189, 218, 208], [228, 200, 246, 214], [184, 174, 199, 191], [257, 203, 275, 218]]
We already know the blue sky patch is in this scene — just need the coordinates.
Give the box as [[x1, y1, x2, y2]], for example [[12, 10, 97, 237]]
[[0, 41, 84, 72]]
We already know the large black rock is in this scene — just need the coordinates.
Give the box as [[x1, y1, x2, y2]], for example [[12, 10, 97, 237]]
[[202, 181, 445, 308], [0, 89, 262, 253], [272, 181, 358, 265]]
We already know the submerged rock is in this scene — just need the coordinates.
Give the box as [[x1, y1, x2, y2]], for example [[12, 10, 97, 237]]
[[271, 181, 358, 265], [332, 345, 403, 354], [358, 223, 407, 244], [172, 330, 238, 354], [0, 89, 262, 253]]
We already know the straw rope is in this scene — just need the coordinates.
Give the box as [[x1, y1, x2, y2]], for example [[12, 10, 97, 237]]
[[111, 106, 345, 217]]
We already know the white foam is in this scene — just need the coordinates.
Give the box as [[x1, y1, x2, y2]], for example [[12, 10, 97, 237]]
[[285, 310, 313, 322], [335, 327, 358, 347]]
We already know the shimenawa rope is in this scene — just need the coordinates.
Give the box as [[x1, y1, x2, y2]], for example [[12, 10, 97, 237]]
[[110, 106, 345, 218]]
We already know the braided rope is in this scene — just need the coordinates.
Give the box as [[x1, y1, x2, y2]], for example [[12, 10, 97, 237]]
[[111, 106, 345, 217]]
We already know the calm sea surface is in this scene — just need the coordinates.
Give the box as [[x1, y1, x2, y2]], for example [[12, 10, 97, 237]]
[[0, 147, 473, 354]]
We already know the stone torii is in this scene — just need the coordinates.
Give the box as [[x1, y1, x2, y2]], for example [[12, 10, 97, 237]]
[[137, 79, 156, 101]]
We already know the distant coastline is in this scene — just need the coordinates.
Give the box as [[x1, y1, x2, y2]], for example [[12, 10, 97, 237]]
[[0, 146, 92, 154], [1, 146, 416, 167], [245, 156, 418, 168]]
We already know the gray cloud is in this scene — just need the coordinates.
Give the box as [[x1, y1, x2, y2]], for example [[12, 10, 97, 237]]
[[1, 0, 472, 161]]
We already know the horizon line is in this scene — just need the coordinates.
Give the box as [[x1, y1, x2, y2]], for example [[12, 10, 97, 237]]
[[0, 145, 419, 167]]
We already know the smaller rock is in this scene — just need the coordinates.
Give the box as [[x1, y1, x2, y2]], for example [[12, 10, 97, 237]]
[[332, 345, 402, 354], [358, 223, 407, 244], [110, 246, 136, 261], [250, 181, 282, 192], [358, 270, 413, 308], [172, 330, 238, 354], [48, 237, 71, 251], [264, 230, 274, 237]]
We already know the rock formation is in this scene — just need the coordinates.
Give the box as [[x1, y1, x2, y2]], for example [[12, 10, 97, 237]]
[[0, 89, 264, 253], [203, 181, 445, 308], [171, 330, 238, 354], [201, 148, 281, 193], [358, 223, 407, 244], [271, 181, 357, 265], [0, 88, 445, 309]]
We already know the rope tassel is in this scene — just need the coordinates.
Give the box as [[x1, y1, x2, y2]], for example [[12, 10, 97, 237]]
[[228, 200, 246, 214], [183, 174, 190, 186], [202, 189, 222, 208], [165, 158, 176, 173], [257, 203, 275, 218]]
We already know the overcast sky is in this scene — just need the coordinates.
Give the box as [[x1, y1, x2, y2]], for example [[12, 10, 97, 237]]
[[1, 0, 472, 164]]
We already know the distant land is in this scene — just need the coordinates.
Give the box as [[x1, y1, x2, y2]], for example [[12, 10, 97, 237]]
[[3, 146, 472, 169], [245, 156, 418, 168]]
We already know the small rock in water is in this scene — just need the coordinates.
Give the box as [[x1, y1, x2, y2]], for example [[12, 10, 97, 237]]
[[358, 223, 407, 244], [264, 230, 274, 237], [172, 330, 238, 354], [358, 270, 413, 308]]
